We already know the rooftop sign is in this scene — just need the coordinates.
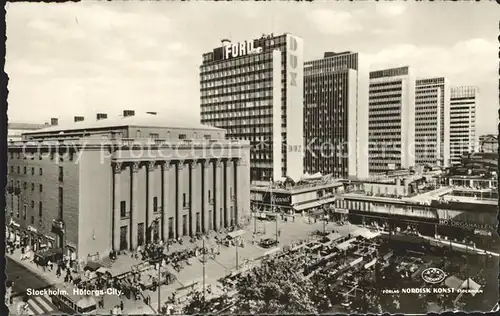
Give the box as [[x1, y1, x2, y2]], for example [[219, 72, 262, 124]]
[[224, 40, 263, 60]]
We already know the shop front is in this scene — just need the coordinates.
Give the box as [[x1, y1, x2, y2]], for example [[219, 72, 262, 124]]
[[252, 191, 293, 213], [27, 225, 40, 251], [347, 209, 439, 236]]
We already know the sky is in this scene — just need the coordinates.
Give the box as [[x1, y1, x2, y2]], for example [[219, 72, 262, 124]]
[[6, 1, 499, 135]]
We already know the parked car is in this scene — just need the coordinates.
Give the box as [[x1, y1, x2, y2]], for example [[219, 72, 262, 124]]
[[260, 238, 278, 248]]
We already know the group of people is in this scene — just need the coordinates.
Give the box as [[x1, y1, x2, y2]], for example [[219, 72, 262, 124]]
[[109, 301, 125, 315]]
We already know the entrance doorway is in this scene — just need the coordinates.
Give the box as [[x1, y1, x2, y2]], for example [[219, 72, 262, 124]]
[[153, 221, 159, 242], [196, 212, 201, 234], [120, 226, 128, 250], [182, 215, 188, 236], [168, 217, 174, 239], [137, 223, 145, 247], [208, 210, 213, 231]]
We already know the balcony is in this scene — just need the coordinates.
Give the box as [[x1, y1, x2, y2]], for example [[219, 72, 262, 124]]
[[7, 186, 13, 194], [51, 219, 65, 234]]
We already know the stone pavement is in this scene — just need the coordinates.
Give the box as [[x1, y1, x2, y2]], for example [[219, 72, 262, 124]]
[[252, 214, 362, 246], [142, 217, 365, 312]]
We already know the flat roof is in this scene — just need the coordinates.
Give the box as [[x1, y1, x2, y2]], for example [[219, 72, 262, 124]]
[[441, 195, 498, 205], [8, 122, 47, 130], [251, 182, 343, 194], [23, 114, 223, 135]]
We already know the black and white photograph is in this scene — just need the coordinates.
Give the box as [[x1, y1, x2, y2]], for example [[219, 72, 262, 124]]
[[4, 1, 499, 315]]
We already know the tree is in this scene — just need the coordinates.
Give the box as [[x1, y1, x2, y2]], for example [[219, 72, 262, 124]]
[[232, 257, 319, 314], [182, 290, 208, 315]]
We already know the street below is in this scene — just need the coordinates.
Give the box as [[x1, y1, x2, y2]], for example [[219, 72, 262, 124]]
[[6, 258, 52, 297]]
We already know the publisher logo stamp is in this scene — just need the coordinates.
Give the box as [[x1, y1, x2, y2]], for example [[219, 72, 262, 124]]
[[421, 267, 446, 284]]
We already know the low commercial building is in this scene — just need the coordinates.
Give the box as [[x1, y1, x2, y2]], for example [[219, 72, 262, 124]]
[[8, 122, 49, 142], [6, 111, 251, 262], [334, 190, 496, 238], [250, 176, 344, 214]]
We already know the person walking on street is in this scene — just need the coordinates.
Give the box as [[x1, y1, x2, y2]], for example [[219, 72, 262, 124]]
[[120, 300, 124, 312]]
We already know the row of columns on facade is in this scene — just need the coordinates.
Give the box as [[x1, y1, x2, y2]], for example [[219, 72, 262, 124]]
[[111, 158, 246, 252]]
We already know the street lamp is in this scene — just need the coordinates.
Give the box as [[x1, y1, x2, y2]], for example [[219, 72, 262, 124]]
[[275, 208, 279, 243], [150, 215, 162, 314], [235, 236, 239, 270], [202, 236, 206, 303]]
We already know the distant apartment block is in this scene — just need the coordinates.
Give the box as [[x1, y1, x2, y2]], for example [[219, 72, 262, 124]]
[[368, 66, 416, 174], [303, 51, 368, 179], [414, 77, 450, 167], [449, 86, 478, 165]]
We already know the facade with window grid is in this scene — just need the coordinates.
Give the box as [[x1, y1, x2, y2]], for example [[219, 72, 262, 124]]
[[449, 86, 478, 165], [414, 77, 450, 167], [303, 51, 367, 179], [6, 116, 250, 262], [368, 66, 416, 174], [200, 33, 304, 183]]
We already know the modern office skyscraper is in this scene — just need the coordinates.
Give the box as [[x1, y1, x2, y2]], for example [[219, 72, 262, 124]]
[[368, 66, 416, 174], [449, 86, 478, 165], [200, 33, 304, 183], [303, 51, 368, 179], [414, 77, 450, 167]]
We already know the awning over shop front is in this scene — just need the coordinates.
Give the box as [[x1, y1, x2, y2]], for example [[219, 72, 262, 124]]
[[321, 197, 337, 205], [295, 201, 322, 211], [85, 261, 104, 271], [336, 238, 357, 251], [227, 230, 245, 239], [294, 197, 337, 212], [96, 267, 111, 275], [326, 232, 342, 242], [349, 257, 363, 267], [351, 228, 381, 240], [364, 258, 377, 269], [332, 208, 349, 214]]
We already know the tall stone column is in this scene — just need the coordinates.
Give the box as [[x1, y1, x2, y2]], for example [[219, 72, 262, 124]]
[[112, 162, 122, 252], [146, 161, 155, 244], [130, 162, 140, 251], [202, 160, 210, 233], [235, 158, 246, 226], [224, 160, 231, 228], [190, 160, 199, 236], [213, 159, 222, 231], [161, 161, 172, 241], [176, 160, 184, 239]]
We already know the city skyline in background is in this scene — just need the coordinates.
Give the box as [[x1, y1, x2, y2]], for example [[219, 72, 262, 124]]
[[6, 1, 498, 135]]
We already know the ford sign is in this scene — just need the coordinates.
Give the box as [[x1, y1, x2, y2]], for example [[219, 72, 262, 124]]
[[421, 267, 446, 284]]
